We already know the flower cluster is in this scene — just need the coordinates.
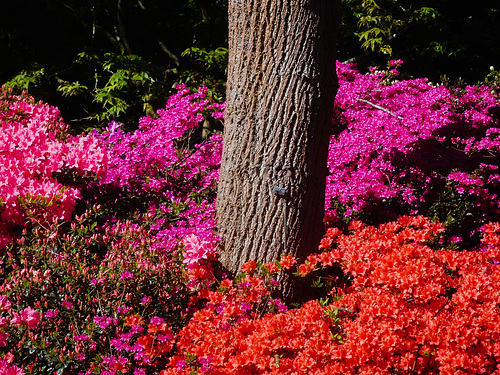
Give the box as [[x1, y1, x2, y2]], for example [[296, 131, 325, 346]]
[[0, 87, 107, 248], [2, 60, 500, 375], [327, 61, 500, 246], [296, 216, 500, 374], [160, 216, 500, 374], [0, 295, 38, 375], [96, 85, 222, 195], [163, 299, 339, 375], [161, 261, 295, 374]]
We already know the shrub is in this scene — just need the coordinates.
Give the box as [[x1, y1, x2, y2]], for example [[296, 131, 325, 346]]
[[327, 60, 500, 248], [0, 85, 222, 374], [0, 87, 106, 249], [161, 216, 500, 374]]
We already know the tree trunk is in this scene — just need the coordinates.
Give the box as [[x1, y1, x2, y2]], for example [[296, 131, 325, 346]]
[[217, 0, 340, 300]]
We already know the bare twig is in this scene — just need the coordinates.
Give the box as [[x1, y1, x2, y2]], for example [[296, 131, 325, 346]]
[[356, 98, 404, 120], [332, 307, 357, 315], [158, 40, 180, 66]]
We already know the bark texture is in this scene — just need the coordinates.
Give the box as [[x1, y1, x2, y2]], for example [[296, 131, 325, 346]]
[[217, 0, 340, 297]]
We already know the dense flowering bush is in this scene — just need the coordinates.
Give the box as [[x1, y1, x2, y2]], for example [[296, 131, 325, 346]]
[[161, 281, 338, 374], [0, 207, 215, 374], [96, 85, 223, 196], [307, 216, 500, 374], [89, 84, 223, 254], [161, 216, 500, 374], [327, 60, 500, 247], [0, 85, 223, 374], [2, 63, 500, 374], [0, 87, 107, 248]]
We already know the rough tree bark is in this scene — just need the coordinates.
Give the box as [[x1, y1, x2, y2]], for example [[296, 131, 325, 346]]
[[217, 0, 340, 300]]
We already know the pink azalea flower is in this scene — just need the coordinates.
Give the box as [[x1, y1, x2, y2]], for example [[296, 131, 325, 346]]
[[182, 234, 215, 269], [0, 295, 11, 312], [0, 331, 9, 347], [0, 358, 24, 375], [11, 307, 40, 329]]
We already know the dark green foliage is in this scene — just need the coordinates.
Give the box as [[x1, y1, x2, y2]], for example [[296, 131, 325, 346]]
[[2, 0, 499, 130], [0, 0, 227, 132], [337, 0, 500, 84]]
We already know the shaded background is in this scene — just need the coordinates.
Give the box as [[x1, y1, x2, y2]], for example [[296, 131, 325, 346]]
[[1, 0, 499, 131]]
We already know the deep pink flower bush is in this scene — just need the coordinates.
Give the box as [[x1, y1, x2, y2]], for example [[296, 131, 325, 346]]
[[96, 85, 222, 195], [89, 85, 223, 254], [327, 61, 500, 246], [0, 87, 107, 249]]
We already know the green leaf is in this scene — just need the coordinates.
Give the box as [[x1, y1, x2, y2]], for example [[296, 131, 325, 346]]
[[57, 81, 89, 97]]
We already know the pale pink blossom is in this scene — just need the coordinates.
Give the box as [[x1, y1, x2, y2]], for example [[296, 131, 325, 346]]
[[182, 234, 216, 269]]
